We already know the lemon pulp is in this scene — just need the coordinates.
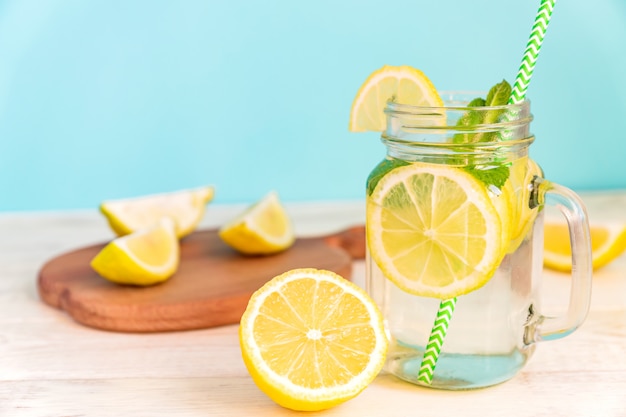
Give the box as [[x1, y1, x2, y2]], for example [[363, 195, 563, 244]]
[[239, 268, 387, 411], [100, 186, 214, 238], [366, 162, 506, 299], [90, 217, 179, 286], [219, 191, 294, 255], [544, 222, 626, 271]]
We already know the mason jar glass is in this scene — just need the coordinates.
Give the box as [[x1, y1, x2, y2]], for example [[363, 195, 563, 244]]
[[365, 93, 593, 390]]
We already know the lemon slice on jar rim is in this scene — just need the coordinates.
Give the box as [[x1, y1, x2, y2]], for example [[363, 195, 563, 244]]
[[349, 65, 444, 132]]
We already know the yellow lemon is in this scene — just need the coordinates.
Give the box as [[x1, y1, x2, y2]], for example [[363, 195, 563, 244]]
[[239, 268, 387, 411], [349, 65, 443, 132], [90, 217, 179, 286], [366, 162, 505, 299], [507, 157, 543, 253], [100, 186, 214, 238], [219, 191, 294, 255], [490, 180, 516, 249], [544, 222, 626, 271]]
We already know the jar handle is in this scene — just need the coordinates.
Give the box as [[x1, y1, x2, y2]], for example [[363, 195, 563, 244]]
[[529, 176, 593, 342]]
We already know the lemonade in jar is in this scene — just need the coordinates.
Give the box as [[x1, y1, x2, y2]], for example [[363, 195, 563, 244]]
[[350, 66, 593, 390]]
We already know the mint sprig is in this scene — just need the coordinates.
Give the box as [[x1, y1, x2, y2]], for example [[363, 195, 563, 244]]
[[453, 97, 486, 144], [369, 80, 514, 193], [478, 79, 512, 143], [454, 80, 513, 188], [453, 80, 511, 144]]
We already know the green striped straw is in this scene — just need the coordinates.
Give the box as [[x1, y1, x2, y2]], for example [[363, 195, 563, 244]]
[[417, 298, 456, 384], [510, 0, 556, 104], [417, 0, 557, 385]]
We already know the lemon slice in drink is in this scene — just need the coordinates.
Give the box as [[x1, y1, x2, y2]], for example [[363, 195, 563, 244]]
[[239, 268, 387, 411], [349, 65, 444, 132], [219, 191, 294, 255], [507, 157, 543, 253], [490, 180, 515, 248], [544, 222, 626, 271], [366, 162, 505, 299], [90, 217, 179, 286], [100, 186, 214, 238]]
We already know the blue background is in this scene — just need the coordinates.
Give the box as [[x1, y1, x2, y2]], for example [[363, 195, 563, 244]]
[[1, 0, 625, 212]]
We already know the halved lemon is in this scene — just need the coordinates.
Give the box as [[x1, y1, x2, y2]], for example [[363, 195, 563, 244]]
[[544, 222, 626, 271], [366, 162, 505, 299], [239, 268, 387, 411], [219, 191, 294, 255], [100, 186, 214, 238], [90, 217, 179, 286], [349, 65, 444, 132]]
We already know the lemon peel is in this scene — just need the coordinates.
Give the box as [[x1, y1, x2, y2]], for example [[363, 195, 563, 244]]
[[219, 191, 294, 255], [90, 217, 179, 286]]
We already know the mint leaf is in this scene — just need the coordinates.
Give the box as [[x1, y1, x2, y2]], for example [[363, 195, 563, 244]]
[[453, 80, 512, 144], [463, 163, 510, 189], [367, 158, 410, 196], [485, 79, 512, 107], [449, 79, 513, 189], [478, 80, 512, 142], [453, 98, 485, 144]]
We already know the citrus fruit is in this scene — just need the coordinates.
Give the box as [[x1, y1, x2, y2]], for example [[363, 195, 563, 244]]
[[100, 186, 214, 238], [219, 191, 294, 255], [366, 162, 505, 299], [489, 180, 515, 249], [349, 65, 444, 132], [544, 222, 626, 271], [239, 268, 387, 411], [90, 217, 180, 286], [507, 157, 543, 253]]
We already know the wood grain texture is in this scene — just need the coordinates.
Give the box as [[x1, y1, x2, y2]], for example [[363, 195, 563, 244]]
[[3, 370, 626, 417], [37, 226, 365, 333], [2, 195, 626, 417]]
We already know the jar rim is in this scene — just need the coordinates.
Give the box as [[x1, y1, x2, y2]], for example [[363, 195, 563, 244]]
[[384, 91, 530, 113], [381, 133, 535, 148]]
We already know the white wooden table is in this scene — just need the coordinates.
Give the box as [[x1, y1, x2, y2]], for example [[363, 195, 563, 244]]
[[1, 193, 626, 416]]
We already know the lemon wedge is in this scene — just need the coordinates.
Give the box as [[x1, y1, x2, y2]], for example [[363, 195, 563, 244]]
[[219, 191, 294, 255], [366, 162, 505, 299], [90, 217, 179, 286], [544, 222, 626, 271], [239, 268, 387, 411], [349, 65, 444, 132], [100, 186, 214, 238]]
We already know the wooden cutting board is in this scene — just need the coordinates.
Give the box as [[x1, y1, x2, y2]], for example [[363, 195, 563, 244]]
[[37, 226, 365, 333]]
